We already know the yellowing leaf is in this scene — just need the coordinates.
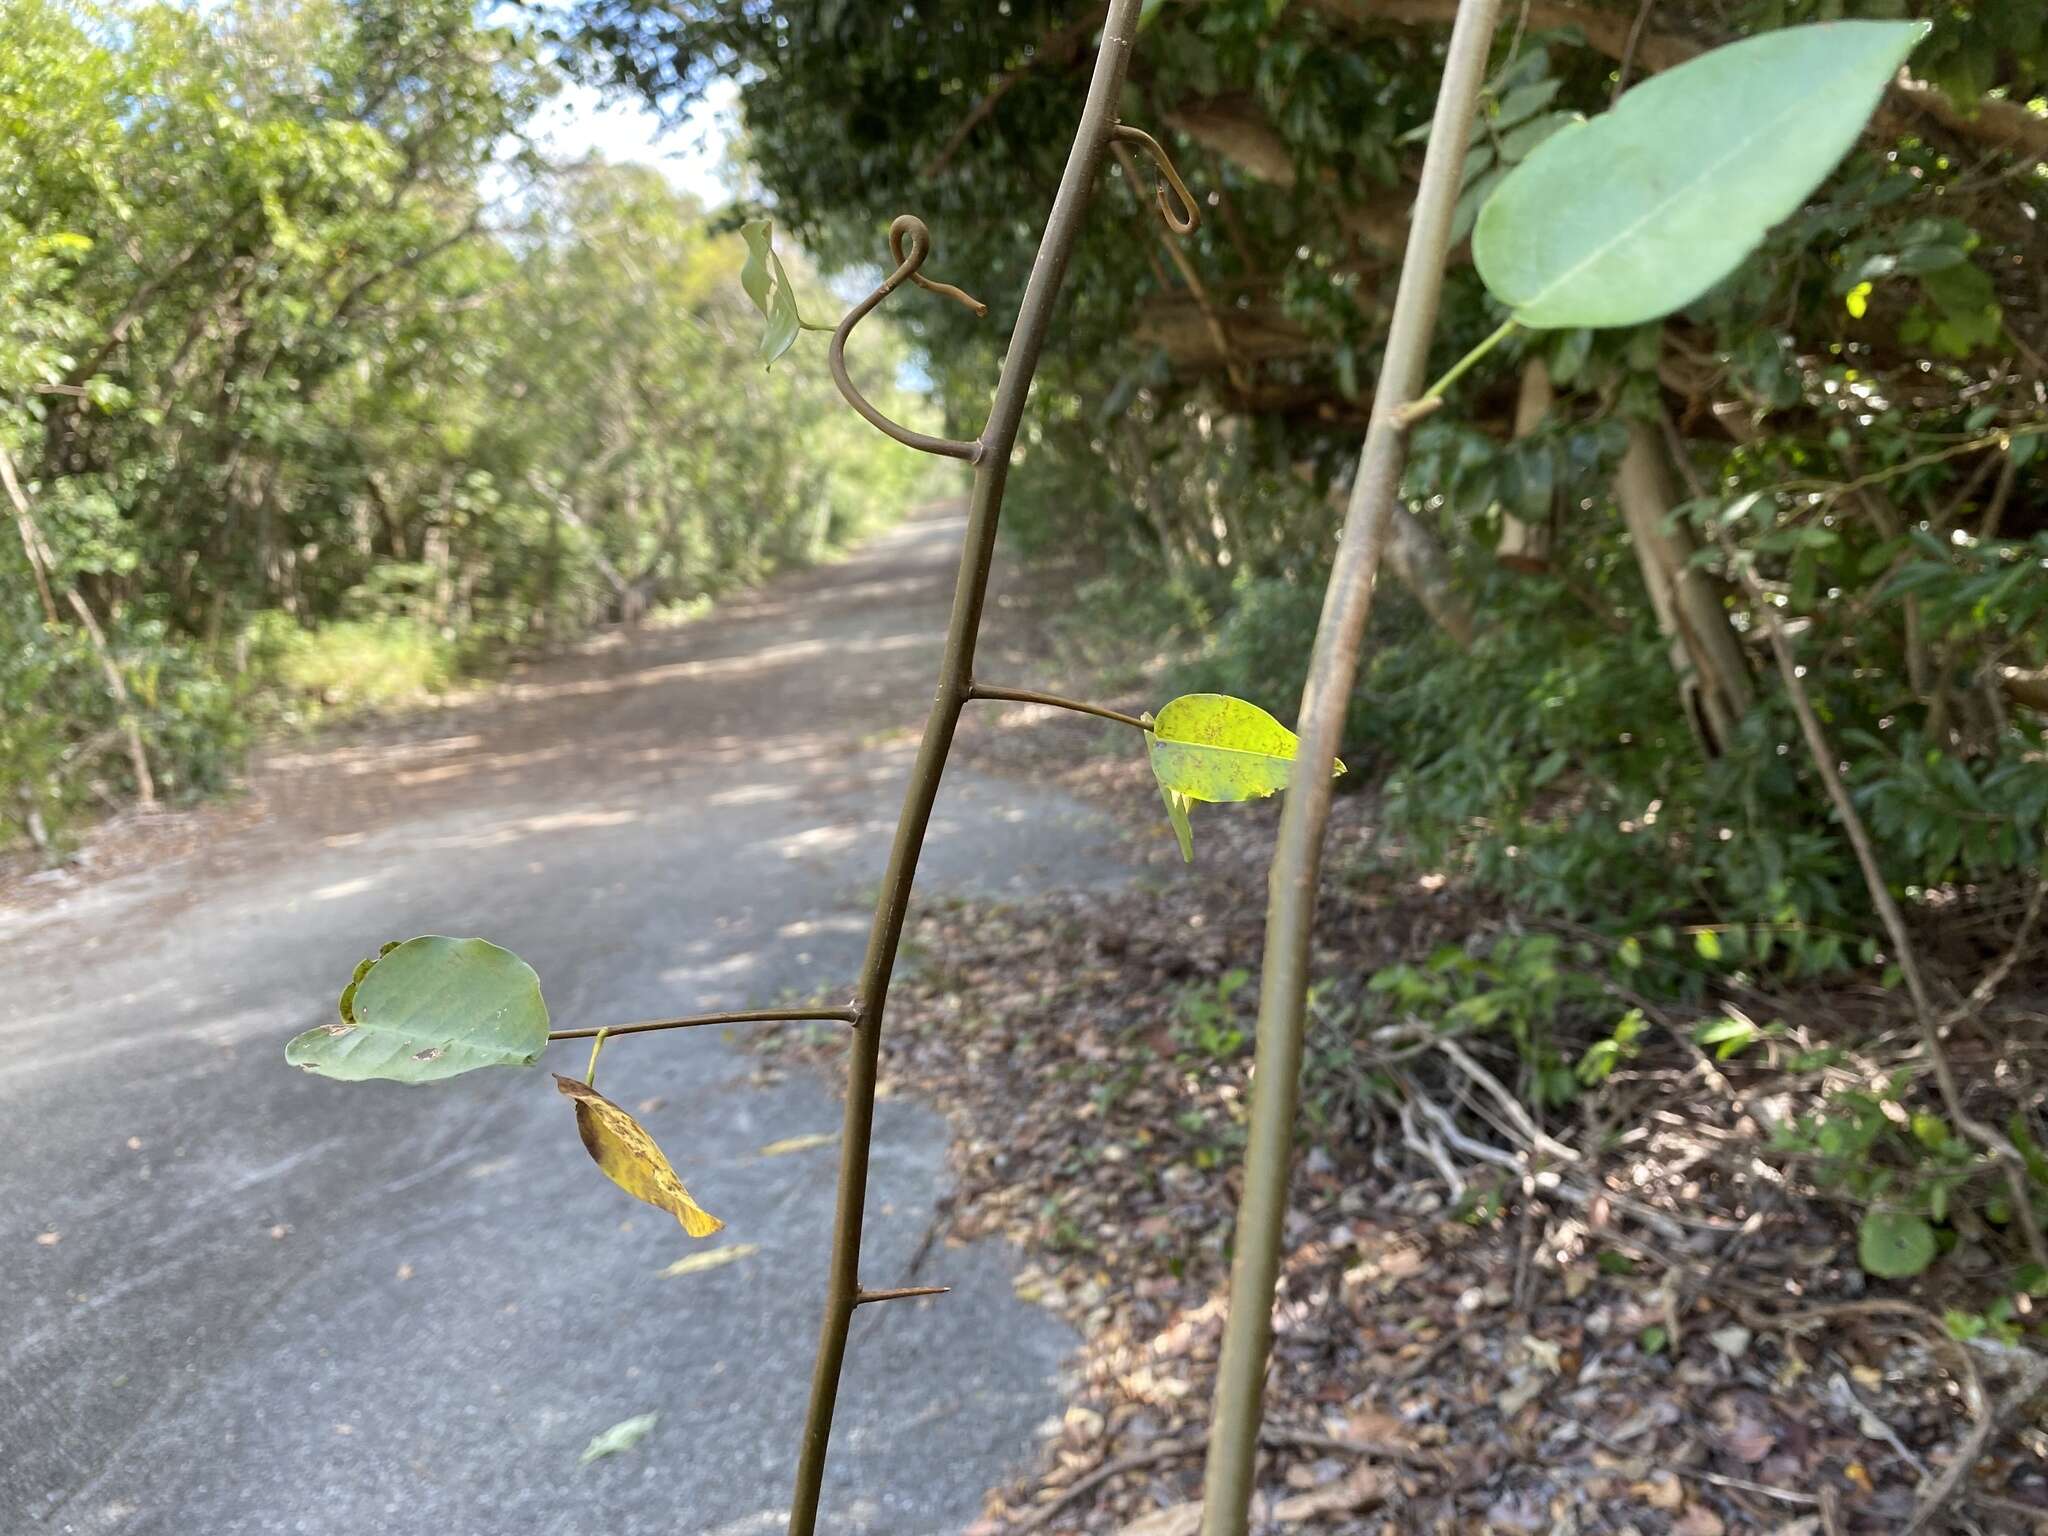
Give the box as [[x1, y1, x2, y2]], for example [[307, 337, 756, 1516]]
[[554, 1075, 724, 1238], [660, 1243, 760, 1278], [1158, 782, 1195, 863], [758, 1132, 836, 1157], [1143, 693, 1343, 860], [1146, 693, 1343, 804]]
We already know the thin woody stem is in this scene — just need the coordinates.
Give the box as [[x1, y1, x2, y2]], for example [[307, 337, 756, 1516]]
[[967, 682, 1151, 732], [546, 1007, 857, 1043], [788, 5, 1148, 1530], [1199, 0, 1505, 1531]]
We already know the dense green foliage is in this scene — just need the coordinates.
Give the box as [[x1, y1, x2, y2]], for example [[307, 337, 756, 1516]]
[[1, 0, 931, 846], [538, 1, 2048, 1290], [557, 0, 2048, 945]]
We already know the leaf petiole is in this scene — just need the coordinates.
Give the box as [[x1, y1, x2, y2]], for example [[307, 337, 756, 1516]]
[[585, 1027, 611, 1089], [1405, 316, 1519, 419]]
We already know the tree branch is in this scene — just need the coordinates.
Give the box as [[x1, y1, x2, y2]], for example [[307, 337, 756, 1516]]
[[921, 5, 1111, 178]]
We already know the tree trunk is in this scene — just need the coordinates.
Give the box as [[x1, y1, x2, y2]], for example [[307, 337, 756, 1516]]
[[1383, 505, 1475, 649], [1497, 359, 1553, 571], [1613, 420, 1752, 753], [0, 446, 156, 809]]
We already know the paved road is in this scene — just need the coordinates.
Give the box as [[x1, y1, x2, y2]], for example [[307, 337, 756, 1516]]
[[3, 509, 1129, 1536]]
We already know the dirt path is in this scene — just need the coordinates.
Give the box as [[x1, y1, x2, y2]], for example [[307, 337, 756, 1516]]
[[2, 506, 1134, 1536]]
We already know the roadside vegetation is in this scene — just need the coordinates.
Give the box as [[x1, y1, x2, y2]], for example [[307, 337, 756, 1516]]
[[561, 0, 2047, 1299], [542, 0, 2047, 1524], [1, 0, 932, 850]]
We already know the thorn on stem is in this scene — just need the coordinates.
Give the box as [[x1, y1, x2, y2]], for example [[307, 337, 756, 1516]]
[[853, 1285, 950, 1306]]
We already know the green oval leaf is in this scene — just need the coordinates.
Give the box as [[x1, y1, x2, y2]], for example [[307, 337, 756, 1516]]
[[1473, 21, 1927, 329], [286, 935, 549, 1083], [1858, 1209, 1937, 1279]]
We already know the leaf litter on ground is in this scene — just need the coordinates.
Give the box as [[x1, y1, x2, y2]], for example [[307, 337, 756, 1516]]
[[747, 774, 2048, 1533]]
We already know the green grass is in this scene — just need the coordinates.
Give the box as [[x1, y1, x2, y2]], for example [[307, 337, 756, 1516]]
[[254, 614, 456, 719]]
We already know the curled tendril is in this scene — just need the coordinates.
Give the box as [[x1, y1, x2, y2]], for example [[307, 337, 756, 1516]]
[[887, 215, 988, 318], [829, 215, 986, 462], [1112, 124, 1200, 237]]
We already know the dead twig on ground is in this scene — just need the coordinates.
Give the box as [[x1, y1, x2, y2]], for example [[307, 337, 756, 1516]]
[[1006, 1425, 1451, 1532]]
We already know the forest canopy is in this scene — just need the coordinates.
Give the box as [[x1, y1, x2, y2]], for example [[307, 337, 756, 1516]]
[[550, 0, 2048, 946], [0, 0, 932, 846]]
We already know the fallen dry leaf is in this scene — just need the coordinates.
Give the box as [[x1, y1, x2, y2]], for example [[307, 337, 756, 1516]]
[[1117, 1502, 1202, 1536], [1633, 1471, 1685, 1511], [1273, 1463, 1387, 1520], [660, 1243, 760, 1278], [1708, 1392, 1777, 1464], [758, 1132, 836, 1157], [555, 1075, 722, 1238], [579, 1410, 658, 1464]]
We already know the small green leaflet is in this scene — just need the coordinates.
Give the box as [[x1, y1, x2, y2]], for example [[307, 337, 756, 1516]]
[[1145, 693, 1342, 863], [738, 219, 807, 367], [286, 935, 549, 1084], [1858, 1209, 1937, 1279], [1473, 22, 1928, 329], [579, 1411, 659, 1465]]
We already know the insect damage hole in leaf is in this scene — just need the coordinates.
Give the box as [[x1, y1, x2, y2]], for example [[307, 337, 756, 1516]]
[[1472, 21, 1928, 330], [1144, 693, 1344, 863], [556, 1074, 724, 1238], [285, 935, 549, 1084]]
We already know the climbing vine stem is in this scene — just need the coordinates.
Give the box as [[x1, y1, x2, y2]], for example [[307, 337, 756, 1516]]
[[787, 3, 1150, 1531]]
